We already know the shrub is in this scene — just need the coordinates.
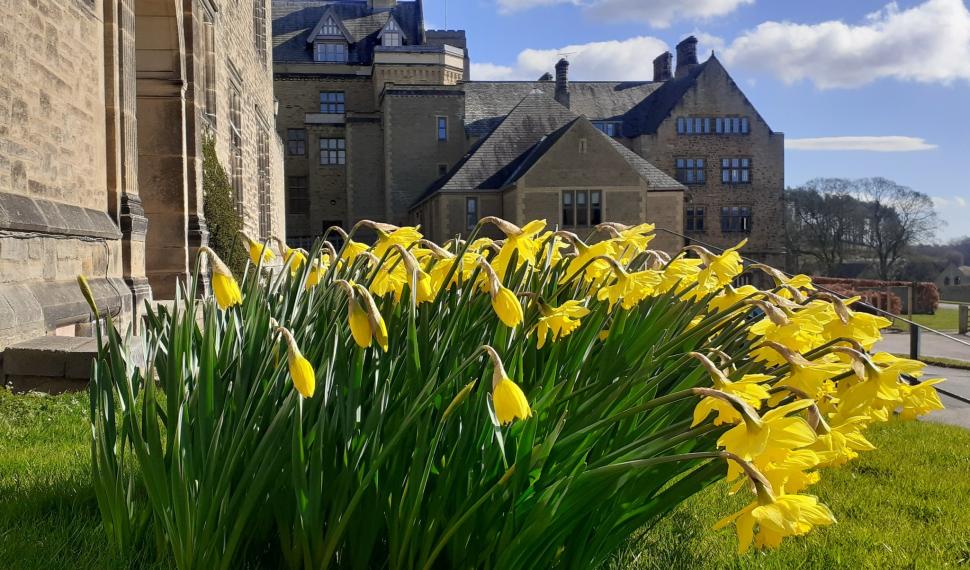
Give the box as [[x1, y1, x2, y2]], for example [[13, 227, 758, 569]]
[[202, 137, 247, 277], [83, 221, 944, 569], [814, 277, 939, 314]]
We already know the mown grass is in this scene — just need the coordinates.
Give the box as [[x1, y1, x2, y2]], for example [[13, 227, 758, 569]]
[[894, 307, 961, 332], [2, 388, 969, 569]]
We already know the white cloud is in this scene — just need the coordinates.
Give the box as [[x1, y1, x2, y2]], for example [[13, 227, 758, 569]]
[[785, 136, 938, 152], [474, 36, 670, 81], [496, 0, 753, 28], [470, 62, 517, 80], [722, 0, 970, 89], [933, 196, 968, 208]]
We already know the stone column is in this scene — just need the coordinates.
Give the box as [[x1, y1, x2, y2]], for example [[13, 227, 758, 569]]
[[105, 0, 153, 326]]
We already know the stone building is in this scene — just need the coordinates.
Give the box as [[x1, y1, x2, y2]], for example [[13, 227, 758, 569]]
[[0, 0, 285, 353], [273, 1, 784, 264]]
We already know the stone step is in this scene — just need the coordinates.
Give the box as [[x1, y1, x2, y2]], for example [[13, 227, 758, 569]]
[[3, 335, 144, 394]]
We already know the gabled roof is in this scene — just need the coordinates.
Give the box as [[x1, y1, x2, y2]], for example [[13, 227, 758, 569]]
[[434, 90, 578, 193], [462, 81, 662, 137], [412, 90, 684, 208], [273, 1, 423, 63], [305, 7, 355, 44]]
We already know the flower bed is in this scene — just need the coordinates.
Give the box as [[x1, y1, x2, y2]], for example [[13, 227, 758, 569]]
[[82, 219, 944, 569]]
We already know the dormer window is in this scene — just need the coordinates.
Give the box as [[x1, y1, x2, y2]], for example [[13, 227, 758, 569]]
[[321, 16, 340, 36], [382, 19, 402, 47], [314, 42, 348, 63]]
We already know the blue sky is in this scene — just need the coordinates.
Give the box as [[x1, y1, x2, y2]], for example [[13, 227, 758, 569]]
[[422, 0, 970, 242]]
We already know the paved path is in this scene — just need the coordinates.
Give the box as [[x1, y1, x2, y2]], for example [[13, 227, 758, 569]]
[[876, 330, 970, 361], [919, 365, 970, 430], [874, 333, 970, 428]]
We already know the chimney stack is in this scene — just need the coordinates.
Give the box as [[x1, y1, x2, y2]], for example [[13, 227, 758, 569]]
[[675, 36, 698, 78], [653, 51, 672, 82], [555, 58, 570, 108]]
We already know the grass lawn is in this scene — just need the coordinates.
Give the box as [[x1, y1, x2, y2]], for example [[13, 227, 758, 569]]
[[893, 307, 961, 332], [3, 389, 970, 569]]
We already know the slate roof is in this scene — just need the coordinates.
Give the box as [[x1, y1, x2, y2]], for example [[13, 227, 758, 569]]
[[272, 0, 423, 63], [462, 59, 716, 138], [463, 81, 662, 137], [413, 90, 683, 207]]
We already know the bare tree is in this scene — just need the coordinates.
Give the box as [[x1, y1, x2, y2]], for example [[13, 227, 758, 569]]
[[784, 179, 865, 275], [849, 177, 941, 280]]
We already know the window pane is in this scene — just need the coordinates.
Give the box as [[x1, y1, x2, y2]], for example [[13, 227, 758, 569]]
[[716, 117, 723, 133], [676, 159, 685, 168], [562, 191, 574, 226], [590, 191, 602, 225], [741, 117, 749, 133], [733, 118, 740, 133], [677, 117, 685, 134], [576, 191, 588, 227]]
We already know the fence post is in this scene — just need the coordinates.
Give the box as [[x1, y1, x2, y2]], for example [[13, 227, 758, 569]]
[[909, 322, 920, 360], [960, 304, 969, 335]]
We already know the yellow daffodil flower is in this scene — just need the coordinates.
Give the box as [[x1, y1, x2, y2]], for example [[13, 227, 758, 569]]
[[898, 378, 945, 420], [714, 492, 835, 554], [483, 217, 547, 277], [708, 284, 759, 313], [484, 346, 532, 424], [596, 264, 663, 311], [278, 328, 315, 398], [717, 399, 817, 472], [200, 247, 242, 309], [241, 231, 274, 265], [536, 300, 590, 348]]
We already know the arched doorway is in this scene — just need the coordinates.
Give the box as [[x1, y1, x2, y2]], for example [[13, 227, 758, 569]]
[[134, 0, 190, 299]]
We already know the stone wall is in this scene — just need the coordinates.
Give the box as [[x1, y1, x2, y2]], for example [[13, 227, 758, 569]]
[[383, 88, 466, 226], [637, 58, 785, 265], [274, 74, 379, 238], [203, 0, 285, 241]]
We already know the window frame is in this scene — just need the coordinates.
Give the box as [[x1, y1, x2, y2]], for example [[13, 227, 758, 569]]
[[287, 175, 309, 214], [436, 116, 448, 141], [685, 206, 706, 233], [720, 158, 752, 184], [287, 128, 306, 156], [675, 158, 706, 185], [465, 197, 479, 231], [314, 42, 348, 63], [319, 137, 346, 166], [561, 190, 602, 227], [319, 91, 345, 114], [720, 206, 753, 234]]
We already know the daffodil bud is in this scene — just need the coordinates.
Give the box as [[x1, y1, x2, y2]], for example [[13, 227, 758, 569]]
[[77, 274, 100, 319], [277, 327, 315, 399], [482, 345, 531, 425]]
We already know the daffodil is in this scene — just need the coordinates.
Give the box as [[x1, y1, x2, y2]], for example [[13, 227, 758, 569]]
[[278, 328, 315, 398], [200, 247, 242, 309], [484, 346, 531, 424], [241, 231, 274, 265], [338, 281, 389, 352], [368, 222, 423, 258], [809, 416, 875, 467], [479, 258, 523, 328], [559, 235, 615, 284], [535, 300, 590, 348], [690, 353, 772, 427], [708, 284, 759, 313], [596, 261, 663, 311], [483, 217, 546, 277], [656, 256, 703, 294], [714, 492, 835, 554], [898, 378, 945, 420], [821, 296, 893, 350], [687, 239, 747, 292], [717, 399, 818, 475]]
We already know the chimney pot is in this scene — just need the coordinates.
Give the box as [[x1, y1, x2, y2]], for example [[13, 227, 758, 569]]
[[653, 51, 672, 82], [555, 58, 570, 108], [675, 36, 699, 78]]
